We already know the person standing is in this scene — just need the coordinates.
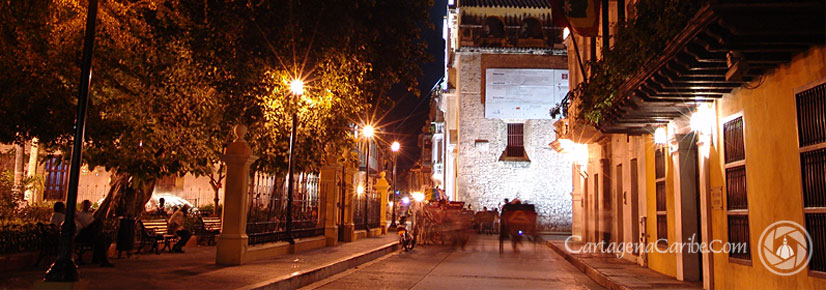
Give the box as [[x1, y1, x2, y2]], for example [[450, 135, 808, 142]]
[[168, 205, 192, 253], [154, 198, 168, 217], [499, 198, 510, 253]]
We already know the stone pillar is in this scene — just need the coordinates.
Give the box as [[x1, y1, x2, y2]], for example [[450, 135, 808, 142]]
[[12, 143, 24, 195], [342, 167, 357, 242], [374, 172, 390, 235], [319, 165, 340, 246], [25, 138, 40, 203], [216, 125, 257, 266]]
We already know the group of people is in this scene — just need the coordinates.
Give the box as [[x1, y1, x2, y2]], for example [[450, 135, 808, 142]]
[[150, 198, 192, 253], [49, 200, 113, 267], [48, 198, 193, 265], [473, 198, 526, 234], [474, 206, 500, 234]]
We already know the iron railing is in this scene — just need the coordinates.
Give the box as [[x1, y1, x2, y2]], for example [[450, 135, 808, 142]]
[[368, 191, 381, 229], [796, 82, 826, 147], [727, 215, 751, 260], [353, 191, 366, 231], [246, 171, 322, 245], [805, 213, 826, 272]]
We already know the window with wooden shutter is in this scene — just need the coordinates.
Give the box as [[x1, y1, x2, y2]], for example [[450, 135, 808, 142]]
[[724, 116, 751, 261], [654, 148, 667, 245], [796, 81, 826, 274], [43, 157, 68, 201]]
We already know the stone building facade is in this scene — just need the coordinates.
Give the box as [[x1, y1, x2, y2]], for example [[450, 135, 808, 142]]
[[444, 0, 572, 231], [453, 53, 572, 231]]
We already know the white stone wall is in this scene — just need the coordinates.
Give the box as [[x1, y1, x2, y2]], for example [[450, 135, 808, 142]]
[[455, 53, 573, 231]]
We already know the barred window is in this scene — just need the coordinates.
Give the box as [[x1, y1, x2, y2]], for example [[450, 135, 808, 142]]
[[796, 81, 826, 273], [505, 123, 525, 158], [724, 116, 751, 261]]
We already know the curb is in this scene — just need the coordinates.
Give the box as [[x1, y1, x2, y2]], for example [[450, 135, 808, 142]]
[[545, 241, 631, 290], [237, 240, 399, 290]]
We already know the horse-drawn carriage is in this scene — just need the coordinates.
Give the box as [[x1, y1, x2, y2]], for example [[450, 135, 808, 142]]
[[416, 201, 473, 248], [499, 203, 538, 251]]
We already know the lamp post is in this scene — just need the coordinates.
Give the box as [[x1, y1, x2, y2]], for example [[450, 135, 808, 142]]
[[285, 79, 304, 245], [389, 141, 400, 228], [45, 0, 98, 282], [362, 125, 374, 231]]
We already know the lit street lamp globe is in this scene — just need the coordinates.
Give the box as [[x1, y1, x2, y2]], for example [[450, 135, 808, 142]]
[[290, 79, 304, 96], [363, 125, 375, 138], [391, 141, 400, 152]]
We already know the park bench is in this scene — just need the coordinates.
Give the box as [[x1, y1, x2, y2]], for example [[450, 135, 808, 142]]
[[34, 223, 96, 267], [196, 216, 221, 246], [136, 219, 177, 254]]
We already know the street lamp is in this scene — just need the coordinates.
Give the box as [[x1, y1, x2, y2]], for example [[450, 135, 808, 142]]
[[46, 0, 99, 282], [285, 78, 304, 245], [389, 141, 400, 228], [362, 125, 374, 231]]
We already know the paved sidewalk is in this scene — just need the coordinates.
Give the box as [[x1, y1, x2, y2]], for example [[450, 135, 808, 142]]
[[547, 240, 702, 290], [0, 235, 396, 289]]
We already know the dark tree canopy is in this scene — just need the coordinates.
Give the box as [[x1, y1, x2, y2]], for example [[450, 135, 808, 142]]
[[0, 0, 433, 216]]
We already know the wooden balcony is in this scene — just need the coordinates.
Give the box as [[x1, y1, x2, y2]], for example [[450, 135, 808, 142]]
[[598, 1, 826, 134]]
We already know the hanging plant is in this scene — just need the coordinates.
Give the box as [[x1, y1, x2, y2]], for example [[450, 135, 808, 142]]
[[573, 0, 702, 125]]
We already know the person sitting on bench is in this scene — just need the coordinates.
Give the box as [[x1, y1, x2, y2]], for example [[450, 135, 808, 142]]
[[75, 200, 114, 267], [168, 205, 192, 253], [49, 202, 65, 229]]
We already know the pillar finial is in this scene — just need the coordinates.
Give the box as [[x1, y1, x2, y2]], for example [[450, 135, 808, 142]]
[[233, 125, 248, 142]]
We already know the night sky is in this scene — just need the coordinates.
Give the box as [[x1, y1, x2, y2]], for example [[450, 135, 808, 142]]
[[384, 0, 447, 180]]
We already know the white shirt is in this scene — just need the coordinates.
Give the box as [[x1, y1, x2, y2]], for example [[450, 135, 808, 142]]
[[77, 211, 94, 229], [168, 210, 185, 233], [50, 213, 65, 227]]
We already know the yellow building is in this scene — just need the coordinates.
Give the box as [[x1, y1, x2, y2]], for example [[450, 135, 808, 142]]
[[559, 0, 826, 288]]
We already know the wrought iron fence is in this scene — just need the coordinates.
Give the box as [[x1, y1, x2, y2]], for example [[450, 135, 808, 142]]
[[353, 191, 366, 231], [246, 171, 322, 245], [368, 187, 381, 228]]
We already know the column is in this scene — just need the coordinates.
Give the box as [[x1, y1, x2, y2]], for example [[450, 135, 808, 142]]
[[216, 125, 257, 265], [319, 164, 340, 246], [342, 167, 357, 241], [374, 172, 390, 235]]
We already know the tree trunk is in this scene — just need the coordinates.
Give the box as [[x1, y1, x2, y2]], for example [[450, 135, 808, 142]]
[[94, 173, 156, 222], [212, 186, 220, 217], [209, 162, 225, 217]]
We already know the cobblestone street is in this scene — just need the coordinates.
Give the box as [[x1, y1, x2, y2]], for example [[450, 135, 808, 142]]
[[304, 235, 604, 290]]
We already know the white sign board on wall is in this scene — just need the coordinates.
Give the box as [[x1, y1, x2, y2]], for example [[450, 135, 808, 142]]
[[484, 68, 569, 119]]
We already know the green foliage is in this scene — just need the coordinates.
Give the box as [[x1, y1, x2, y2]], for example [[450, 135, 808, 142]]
[[197, 204, 221, 217], [0, 170, 46, 223], [0, 0, 77, 145], [574, 0, 701, 124], [18, 206, 53, 223], [0, 222, 43, 255], [0, 0, 433, 219], [0, 170, 19, 220]]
